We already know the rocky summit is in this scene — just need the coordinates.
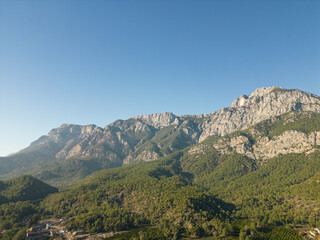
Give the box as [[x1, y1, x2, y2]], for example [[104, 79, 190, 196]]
[[1, 86, 320, 182]]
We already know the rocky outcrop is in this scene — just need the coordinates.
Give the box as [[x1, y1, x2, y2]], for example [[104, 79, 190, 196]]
[[198, 87, 320, 141], [124, 150, 161, 164], [253, 130, 320, 160], [189, 129, 320, 162], [209, 135, 256, 159], [133, 112, 179, 128]]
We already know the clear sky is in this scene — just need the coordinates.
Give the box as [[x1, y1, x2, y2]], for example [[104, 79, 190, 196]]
[[0, 0, 319, 156]]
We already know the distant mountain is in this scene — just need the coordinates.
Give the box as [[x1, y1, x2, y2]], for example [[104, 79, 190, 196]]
[[1, 86, 320, 184]]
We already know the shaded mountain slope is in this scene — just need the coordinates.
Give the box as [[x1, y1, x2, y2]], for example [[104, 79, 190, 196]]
[[41, 155, 235, 238], [0, 175, 58, 204]]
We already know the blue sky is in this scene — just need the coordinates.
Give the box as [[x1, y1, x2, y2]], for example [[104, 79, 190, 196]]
[[0, 0, 319, 156]]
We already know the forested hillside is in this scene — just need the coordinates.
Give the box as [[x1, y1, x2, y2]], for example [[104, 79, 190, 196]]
[[38, 151, 319, 239], [0, 175, 57, 204], [0, 176, 57, 240], [36, 111, 320, 239]]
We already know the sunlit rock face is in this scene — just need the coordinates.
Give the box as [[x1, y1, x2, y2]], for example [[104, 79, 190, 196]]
[[12, 87, 320, 167], [198, 86, 320, 141]]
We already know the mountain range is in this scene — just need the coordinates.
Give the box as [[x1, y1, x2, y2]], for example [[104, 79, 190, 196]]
[[1, 86, 320, 185], [1, 86, 320, 239]]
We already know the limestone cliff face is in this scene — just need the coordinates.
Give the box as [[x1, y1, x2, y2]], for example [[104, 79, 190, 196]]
[[190, 130, 320, 162], [28, 124, 97, 148], [123, 150, 161, 164], [31, 119, 157, 166], [133, 112, 178, 128], [198, 86, 320, 141], [253, 130, 320, 160], [12, 87, 320, 168], [189, 111, 320, 163]]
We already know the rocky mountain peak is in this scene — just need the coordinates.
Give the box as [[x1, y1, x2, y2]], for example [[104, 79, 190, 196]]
[[27, 124, 97, 150], [231, 86, 283, 108], [199, 86, 320, 141], [250, 86, 283, 97], [47, 124, 97, 142], [132, 112, 177, 128]]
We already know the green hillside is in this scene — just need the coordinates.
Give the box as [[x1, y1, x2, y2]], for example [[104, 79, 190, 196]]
[[38, 112, 320, 239], [0, 175, 58, 204], [39, 150, 319, 239], [41, 155, 234, 238], [1, 111, 319, 239], [0, 176, 58, 240]]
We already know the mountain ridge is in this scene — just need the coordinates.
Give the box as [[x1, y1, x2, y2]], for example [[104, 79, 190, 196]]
[[24, 86, 320, 157], [1, 86, 320, 183], [2, 86, 320, 239]]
